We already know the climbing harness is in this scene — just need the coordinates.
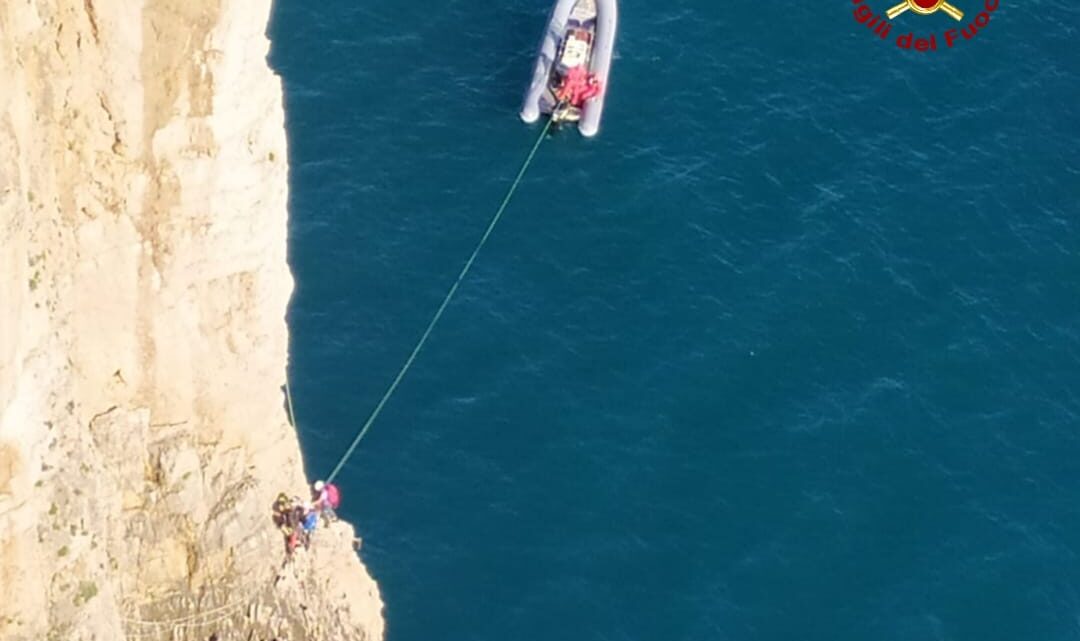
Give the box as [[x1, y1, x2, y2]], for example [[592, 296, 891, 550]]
[[285, 117, 556, 484]]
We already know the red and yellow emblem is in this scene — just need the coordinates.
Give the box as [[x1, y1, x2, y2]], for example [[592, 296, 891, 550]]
[[886, 0, 964, 20]]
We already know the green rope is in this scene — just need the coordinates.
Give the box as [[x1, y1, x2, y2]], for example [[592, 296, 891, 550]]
[[321, 118, 555, 484]]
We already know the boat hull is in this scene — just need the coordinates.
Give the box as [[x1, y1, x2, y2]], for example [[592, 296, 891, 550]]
[[520, 0, 617, 137]]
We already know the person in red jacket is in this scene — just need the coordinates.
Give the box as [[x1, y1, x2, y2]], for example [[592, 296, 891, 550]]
[[555, 67, 602, 108]]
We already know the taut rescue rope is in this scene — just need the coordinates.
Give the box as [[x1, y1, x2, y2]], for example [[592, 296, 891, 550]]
[[284, 117, 556, 484]]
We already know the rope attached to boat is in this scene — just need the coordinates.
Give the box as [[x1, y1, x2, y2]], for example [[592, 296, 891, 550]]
[[285, 116, 556, 484]]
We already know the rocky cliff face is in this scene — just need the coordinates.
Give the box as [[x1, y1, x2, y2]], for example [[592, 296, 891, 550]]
[[0, 1, 383, 639]]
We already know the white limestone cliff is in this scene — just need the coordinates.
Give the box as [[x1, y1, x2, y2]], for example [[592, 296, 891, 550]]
[[0, 1, 384, 639]]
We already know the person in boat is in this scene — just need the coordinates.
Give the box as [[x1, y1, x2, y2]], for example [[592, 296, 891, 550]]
[[555, 66, 602, 108]]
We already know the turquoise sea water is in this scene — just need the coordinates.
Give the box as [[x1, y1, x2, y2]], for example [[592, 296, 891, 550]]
[[268, 2, 1079, 639]]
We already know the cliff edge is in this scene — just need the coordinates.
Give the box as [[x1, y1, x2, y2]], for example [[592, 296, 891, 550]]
[[0, 1, 384, 639]]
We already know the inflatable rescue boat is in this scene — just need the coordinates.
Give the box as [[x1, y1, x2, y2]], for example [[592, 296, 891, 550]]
[[520, 0, 617, 137]]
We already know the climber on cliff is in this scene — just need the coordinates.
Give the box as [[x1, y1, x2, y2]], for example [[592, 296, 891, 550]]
[[272, 493, 292, 533], [272, 493, 306, 558], [301, 503, 319, 549], [312, 480, 341, 523]]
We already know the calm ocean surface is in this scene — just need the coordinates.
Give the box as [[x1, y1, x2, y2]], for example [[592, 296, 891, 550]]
[[268, 2, 1079, 639]]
